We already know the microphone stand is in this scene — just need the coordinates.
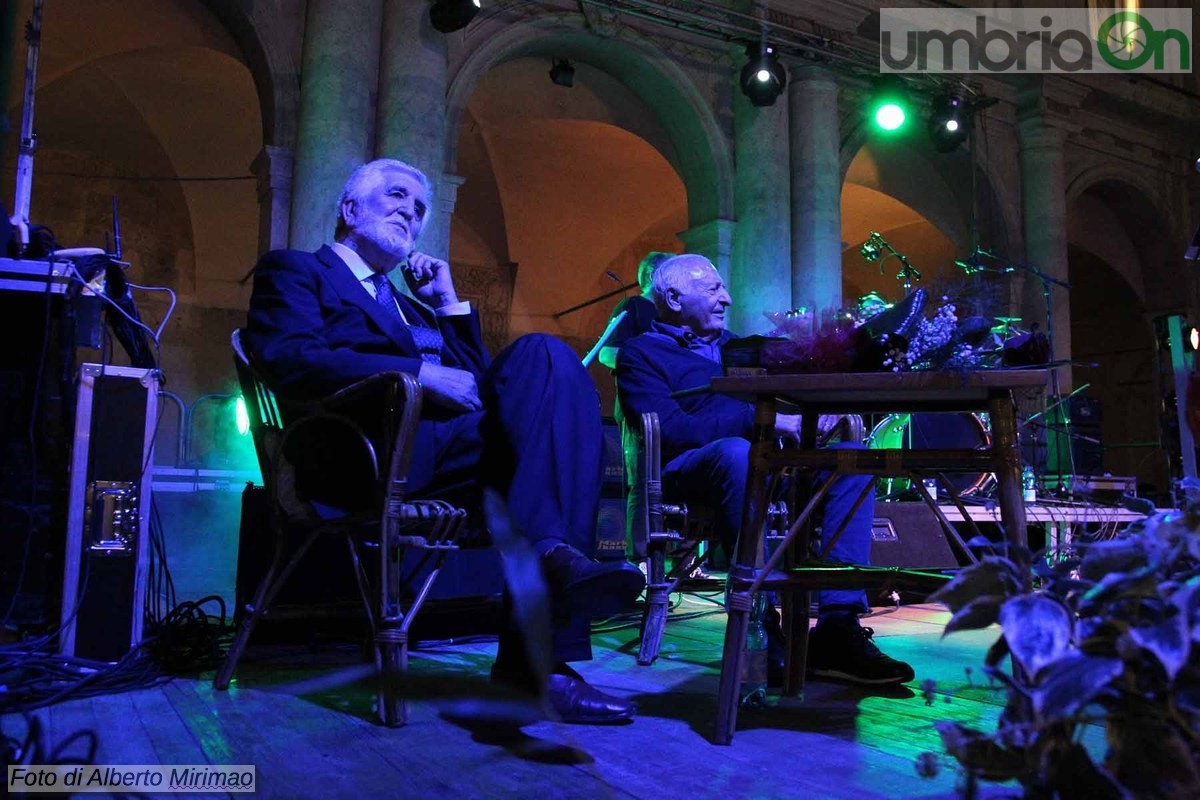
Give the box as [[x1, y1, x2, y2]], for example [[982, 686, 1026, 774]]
[[972, 247, 1077, 482], [860, 231, 921, 297], [9, 0, 43, 255]]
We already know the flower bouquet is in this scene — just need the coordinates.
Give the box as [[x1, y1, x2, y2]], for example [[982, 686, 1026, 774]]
[[722, 288, 1048, 374]]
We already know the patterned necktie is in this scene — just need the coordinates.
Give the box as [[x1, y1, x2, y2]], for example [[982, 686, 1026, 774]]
[[368, 273, 443, 365]]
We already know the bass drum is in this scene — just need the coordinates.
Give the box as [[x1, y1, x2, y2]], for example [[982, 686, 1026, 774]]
[[867, 413, 992, 498]]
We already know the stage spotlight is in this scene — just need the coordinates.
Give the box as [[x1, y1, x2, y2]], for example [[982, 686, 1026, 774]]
[[739, 42, 787, 107], [928, 91, 971, 152], [549, 58, 575, 88], [869, 76, 908, 132], [430, 0, 481, 34], [234, 396, 250, 436]]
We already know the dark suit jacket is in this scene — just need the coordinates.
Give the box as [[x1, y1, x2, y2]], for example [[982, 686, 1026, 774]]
[[245, 245, 491, 498], [246, 245, 489, 400], [614, 326, 753, 465]]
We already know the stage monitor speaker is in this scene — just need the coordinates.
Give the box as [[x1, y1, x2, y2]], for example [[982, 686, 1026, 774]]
[[60, 364, 158, 661], [871, 502, 958, 569], [1046, 396, 1104, 477]]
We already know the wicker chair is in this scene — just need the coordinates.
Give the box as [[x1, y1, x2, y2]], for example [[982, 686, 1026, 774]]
[[213, 330, 481, 727], [622, 409, 865, 666]]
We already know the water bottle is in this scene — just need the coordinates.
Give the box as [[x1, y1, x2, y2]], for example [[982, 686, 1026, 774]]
[[1022, 466, 1037, 504], [739, 591, 769, 708]]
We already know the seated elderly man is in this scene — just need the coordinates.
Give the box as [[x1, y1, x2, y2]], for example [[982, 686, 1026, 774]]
[[245, 158, 645, 723], [614, 254, 913, 685]]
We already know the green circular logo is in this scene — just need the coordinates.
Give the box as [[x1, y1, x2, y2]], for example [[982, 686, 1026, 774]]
[[1097, 11, 1155, 70]]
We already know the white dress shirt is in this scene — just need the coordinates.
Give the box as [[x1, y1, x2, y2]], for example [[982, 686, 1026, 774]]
[[331, 241, 471, 320]]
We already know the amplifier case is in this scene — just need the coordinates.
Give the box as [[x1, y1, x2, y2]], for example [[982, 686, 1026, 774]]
[[60, 364, 158, 660]]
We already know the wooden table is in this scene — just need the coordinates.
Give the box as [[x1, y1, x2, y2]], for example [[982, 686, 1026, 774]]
[[708, 369, 1049, 745]]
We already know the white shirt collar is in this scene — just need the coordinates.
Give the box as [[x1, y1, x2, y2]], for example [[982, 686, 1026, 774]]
[[331, 241, 384, 285]]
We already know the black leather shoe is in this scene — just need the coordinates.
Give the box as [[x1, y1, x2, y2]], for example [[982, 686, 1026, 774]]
[[541, 544, 645, 618], [544, 674, 636, 724]]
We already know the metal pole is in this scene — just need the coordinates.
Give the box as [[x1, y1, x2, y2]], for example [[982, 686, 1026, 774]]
[[9, 0, 43, 254]]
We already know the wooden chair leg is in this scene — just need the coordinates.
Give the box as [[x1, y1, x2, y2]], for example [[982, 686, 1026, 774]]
[[637, 547, 668, 665], [781, 588, 811, 699], [214, 526, 321, 691], [376, 628, 408, 728], [377, 533, 407, 728]]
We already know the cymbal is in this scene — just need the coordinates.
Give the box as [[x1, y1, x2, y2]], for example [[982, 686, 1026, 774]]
[[994, 316, 1022, 323]]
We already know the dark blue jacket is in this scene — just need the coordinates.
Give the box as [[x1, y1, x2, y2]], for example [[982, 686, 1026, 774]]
[[245, 245, 489, 401], [615, 327, 754, 463]]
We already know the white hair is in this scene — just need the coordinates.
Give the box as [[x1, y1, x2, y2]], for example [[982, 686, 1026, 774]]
[[334, 158, 432, 239]]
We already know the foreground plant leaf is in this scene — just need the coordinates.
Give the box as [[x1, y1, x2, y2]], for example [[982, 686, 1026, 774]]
[[1000, 595, 1071, 677], [944, 594, 1006, 636], [1033, 652, 1122, 719], [1127, 610, 1191, 681], [930, 556, 1021, 614]]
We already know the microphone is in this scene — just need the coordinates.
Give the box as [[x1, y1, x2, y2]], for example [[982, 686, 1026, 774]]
[[605, 270, 623, 285], [112, 196, 122, 259]]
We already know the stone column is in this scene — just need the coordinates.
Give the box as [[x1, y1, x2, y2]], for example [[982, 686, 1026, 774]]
[[288, 0, 382, 251], [789, 66, 843, 318], [679, 218, 736, 279], [375, 0, 453, 258], [251, 146, 294, 256], [1017, 101, 1073, 390], [729, 54, 792, 335]]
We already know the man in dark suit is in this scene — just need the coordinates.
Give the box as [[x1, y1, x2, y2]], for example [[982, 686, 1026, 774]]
[[246, 158, 644, 723], [615, 254, 914, 686]]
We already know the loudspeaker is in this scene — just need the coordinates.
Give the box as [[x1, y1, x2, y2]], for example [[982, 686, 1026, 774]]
[[1046, 396, 1103, 476], [595, 420, 629, 560], [600, 419, 624, 493], [595, 497, 626, 561], [871, 502, 958, 569]]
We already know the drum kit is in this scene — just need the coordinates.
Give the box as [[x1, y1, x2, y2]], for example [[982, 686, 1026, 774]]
[[867, 411, 993, 499], [857, 234, 1068, 503]]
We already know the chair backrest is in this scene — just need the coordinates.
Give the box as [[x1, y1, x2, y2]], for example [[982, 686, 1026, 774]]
[[231, 329, 284, 486], [617, 406, 653, 560]]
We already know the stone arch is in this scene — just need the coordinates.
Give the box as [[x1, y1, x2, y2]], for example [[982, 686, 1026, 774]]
[[1066, 162, 1182, 313], [445, 11, 733, 227], [1065, 160, 1178, 230], [201, 0, 299, 147]]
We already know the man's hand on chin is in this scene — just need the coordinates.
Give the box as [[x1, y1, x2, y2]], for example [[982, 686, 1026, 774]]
[[418, 362, 481, 412], [403, 252, 459, 309]]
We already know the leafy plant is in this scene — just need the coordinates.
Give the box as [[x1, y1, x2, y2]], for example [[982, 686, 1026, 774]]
[[927, 490, 1200, 799]]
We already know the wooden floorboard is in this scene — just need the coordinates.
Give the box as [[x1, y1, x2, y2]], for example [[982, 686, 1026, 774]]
[[3, 603, 1082, 799]]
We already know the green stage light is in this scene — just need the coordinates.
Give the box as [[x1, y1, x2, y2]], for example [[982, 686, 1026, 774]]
[[875, 102, 905, 131], [235, 395, 250, 436], [869, 76, 909, 133]]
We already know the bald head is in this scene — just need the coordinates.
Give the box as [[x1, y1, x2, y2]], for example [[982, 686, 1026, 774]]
[[651, 254, 732, 339]]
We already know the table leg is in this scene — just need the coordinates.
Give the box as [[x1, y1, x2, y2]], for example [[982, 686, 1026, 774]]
[[989, 392, 1029, 559], [783, 411, 820, 697], [715, 396, 776, 744], [714, 594, 751, 745]]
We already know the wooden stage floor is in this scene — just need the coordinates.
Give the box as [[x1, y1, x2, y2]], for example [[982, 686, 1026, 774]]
[[4, 602, 1095, 799]]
